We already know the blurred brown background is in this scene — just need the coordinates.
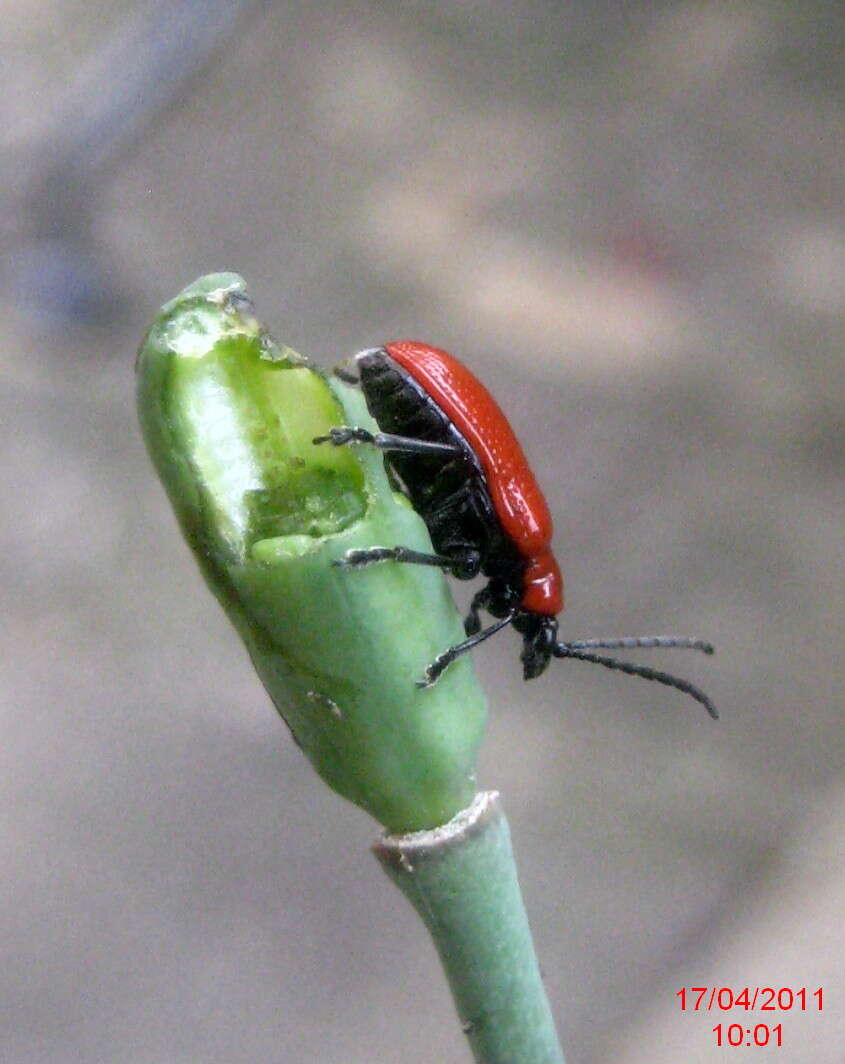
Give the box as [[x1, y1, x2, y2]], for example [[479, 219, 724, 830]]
[[2, 2, 843, 1061]]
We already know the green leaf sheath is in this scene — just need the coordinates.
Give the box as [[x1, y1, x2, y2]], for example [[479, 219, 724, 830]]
[[375, 792, 565, 1064], [136, 274, 488, 832]]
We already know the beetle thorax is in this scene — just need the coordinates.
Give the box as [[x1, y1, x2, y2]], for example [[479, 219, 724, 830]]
[[520, 550, 564, 616]]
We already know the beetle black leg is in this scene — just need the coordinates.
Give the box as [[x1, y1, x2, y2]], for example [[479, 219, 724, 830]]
[[418, 612, 517, 688], [335, 545, 480, 578], [313, 426, 375, 446], [313, 426, 463, 459], [464, 586, 493, 635], [331, 360, 360, 384]]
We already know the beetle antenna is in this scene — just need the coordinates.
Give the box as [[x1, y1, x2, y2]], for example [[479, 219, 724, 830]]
[[564, 636, 713, 655], [553, 644, 718, 719]]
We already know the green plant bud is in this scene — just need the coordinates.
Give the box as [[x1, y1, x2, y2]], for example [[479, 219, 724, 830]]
[[137, 274, 488, 832]]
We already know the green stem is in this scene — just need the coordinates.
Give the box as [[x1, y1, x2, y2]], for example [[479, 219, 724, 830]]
[[374, 792, 565, 1064]]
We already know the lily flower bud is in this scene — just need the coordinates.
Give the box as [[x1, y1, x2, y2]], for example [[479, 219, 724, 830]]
[[137, 274, 487, 831]]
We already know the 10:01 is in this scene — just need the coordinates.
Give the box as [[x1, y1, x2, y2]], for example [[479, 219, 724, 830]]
[[713, 1023, 783, 1047]]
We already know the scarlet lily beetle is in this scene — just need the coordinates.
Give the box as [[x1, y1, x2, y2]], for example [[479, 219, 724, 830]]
[[315, 341, 717, 718]]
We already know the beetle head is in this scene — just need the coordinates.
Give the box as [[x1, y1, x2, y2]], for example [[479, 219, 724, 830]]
[[514, 611, 559, 680]]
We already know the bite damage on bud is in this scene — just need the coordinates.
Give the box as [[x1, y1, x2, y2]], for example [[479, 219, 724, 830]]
[[136, 274, 488, 832]]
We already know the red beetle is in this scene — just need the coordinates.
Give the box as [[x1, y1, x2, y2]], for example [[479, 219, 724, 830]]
[[316, 341, 716, 717]]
